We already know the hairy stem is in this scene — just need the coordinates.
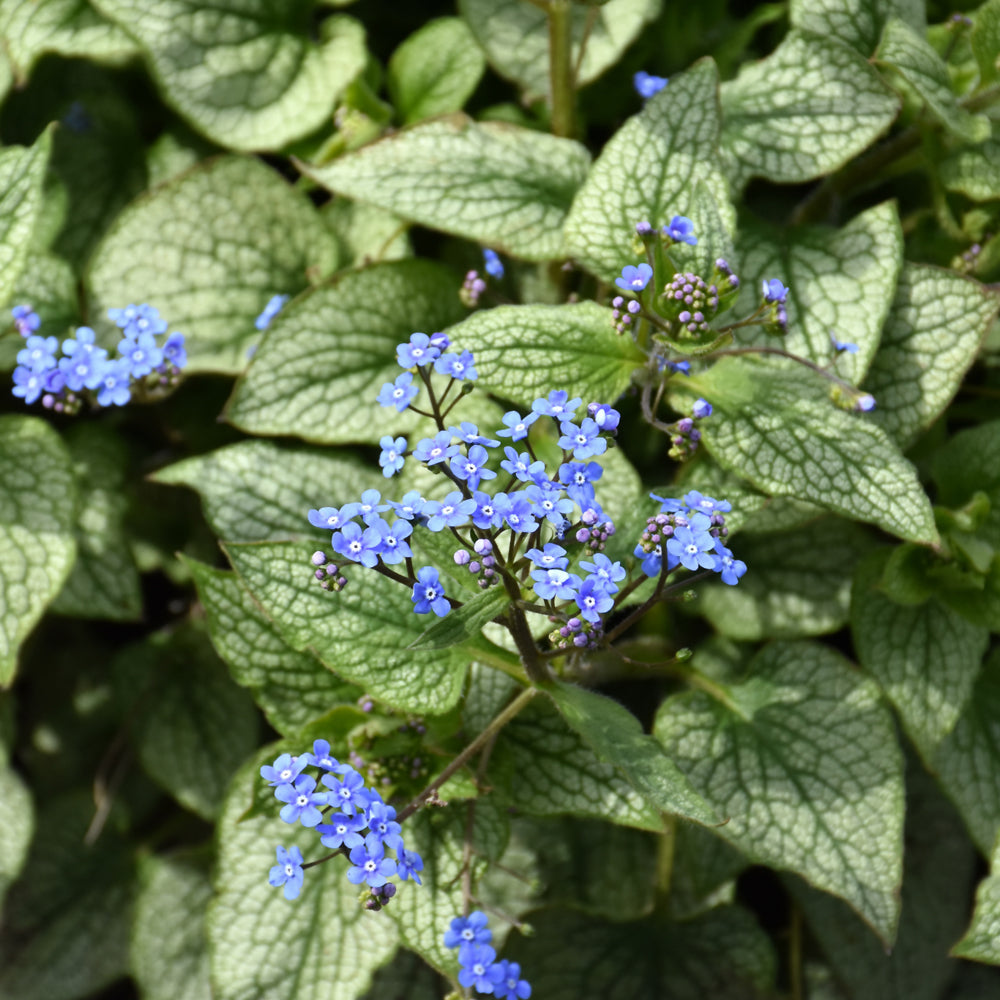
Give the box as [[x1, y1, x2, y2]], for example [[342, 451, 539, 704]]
[[548, 0, 575, 138]]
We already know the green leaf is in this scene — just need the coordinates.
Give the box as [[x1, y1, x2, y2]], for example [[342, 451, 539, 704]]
[[322, 199, 412, 268], [953, 835, 1000, 964], [877, 18, 991, 142], [89, 1, 367, 151], [0, 0, 138, 82], [300, 116, 591, 260], [225, 260, 469, 443], [0, 795, 134, 1000], [387, 18, 484, 124], [410, 585, 510, 651], [732, 201, 903, 384], [563, 59, 734, 281], [154, 440, 384, 543], [0, 765, 32, 910], [669, 821, 748, 920], [224, 540, 470, 714], [87, 155, 340, 373], [863, 264, 1000, 447], [940, 138, 1000, 201], [51, 424, 141, 621], [208, 752, 398, 1000], [490, 698, 665, 830], [933, 420, 1000, 507], [790, 0, 925, 56], [655, 641, 905, 941], [0, 126, 52, 312], [678, 357, 938, 545], [358, 951, 446, 1000], [973, 0, 1000, 84], [0, 415, 77, 687], [789, 766, 976, 999], [132, 850, 212, 1000], [933, 649, 1000, 854], [506, 904, 776, 999], [720, 31, 899, 187], [458, 0, 661, 99], [443, 301, 645, 408], [697, 517, 874, 641], [545, 680, 718, 826], [117, 626, 260, 820], [186, 559, 359, 736], [852, 549, 988, 762]]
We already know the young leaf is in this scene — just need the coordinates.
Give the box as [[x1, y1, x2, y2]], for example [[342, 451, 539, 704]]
[[655, 641, 905, 942], [697, 517, 874, 641], [490, 698, 665, 831], [677, 357, 938, 544], [299, 117, 591, 260], [87, 155, 340, 373], [224, 540, 470, 714], [458, 0, 661, 100], [409, 585, 509, 651], [545, 680, 719, 826], [940, 139, 1000, 202], [789, 0, 925, 56], [0, 415, 77, 687], [442, 301, 645, 408], [563, 58, 734, 282], [876, 18, 990, 142], [225, 260, 469, 444], [154, 439, 385, 543], [972, 0, 1000, 85], [131, 850, 212, 1000], [387, 17, 485, 124], [208, 753, 398, 1000], [852, 550, 988, 762], [863, 264, 1000, 447], [732, 201, 903, 384], [953, 834, 1000, 964], [720, 31, 899, 187], [89, 1, 367, 151]]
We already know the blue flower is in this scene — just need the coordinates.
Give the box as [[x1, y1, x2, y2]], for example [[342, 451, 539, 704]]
[[472, 491, 504, 530], [664, 216, 698, 245], [346, 839, 397, 888], [856, 393, 876, 412], [579, 553, 626, 594], [17, 335, 58, 372], [396, 847, 424, 884], [500, 448, 543, 482], [12, 365, 45, 404], [321, 767, 372, 816], [634, 541, 663, 577], [317, 811, 366, 850], [348, 489, 392, 522], [59, 329, 109, 391], [589, 403, 620, 432], [575, 577, 614, 623], [692, 398, 712, 419], [109, 304, 168, 339], [389, 491, 426, 520], [559, 418, 607, 459], [430, 331, 450, 351], [372, 519, 413, 565], [762, 278, 788, 303], [412, 566, 450, 617], [483, 249, 504, 279], [634, 71, 669, 98], [714, 544, 747, 586], [493, 960, 532, 1000], [365, 801, 403, 851], [526, 543, 568, 570], [308, 506, 355, 531], [305, 739, 343, 773], [424, 492, 477, 531], [559, 461, 603, 489], [275, 774, 326, 827], [615, 263, 653, 292], [268, 845, 305, 900], [331, 521, 383, 567], [451, 445, 495, 489], [414, 431, 459, 466], [531, 568, 581, 601], [449, 421, 500, 448], [260, 752, 308, 787], [118, 332, 164, 378], [96, 359, 132, 407], [379, 435, 407, 478], [11, 305, 40, 336], [458, 944, 504, 993], [531, 390, 581, 420], [163, 332, 187, 368], [444, 911, 492, 948], [497, 410, 538, 442], [378, 371, 418, 411], [397, 332, 440, 368], [831, 333, 858, 353], [667, 525, 717, 571], [254, 294, 289, 331], [434, 350, 478, 381], [682, 491, 731, 516], [525, 484, 574, 525], [497, 493, 538, 533], [667, 360, 691, 375]]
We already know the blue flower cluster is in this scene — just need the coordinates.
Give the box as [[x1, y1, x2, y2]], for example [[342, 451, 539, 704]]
[[9, 303, 186, 413], [444, 911, 531, 998], [634, 70, 668, 99], [263, 740, 423, 904], [633, 491, 746, 585]]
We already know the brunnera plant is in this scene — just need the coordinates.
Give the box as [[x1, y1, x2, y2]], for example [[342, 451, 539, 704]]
[[1, 1, 1000, 999]]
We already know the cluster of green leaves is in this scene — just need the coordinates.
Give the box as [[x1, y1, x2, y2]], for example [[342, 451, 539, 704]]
[[1, 0, 1000, 998]]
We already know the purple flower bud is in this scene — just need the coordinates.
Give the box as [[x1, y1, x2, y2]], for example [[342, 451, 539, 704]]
[[635, 221, 653, 235], [567, 617, 581, 631], [573, 634, 589, 647], [314, 569, 325, 580], [576, 528, 590, 543], [469, 561, 480, 574], [311, 550, 327, 566], [627, 300, 641, 314], [454, 550, 471, 565], [473, 538, 492, 554], [677, 417, 693, 433]]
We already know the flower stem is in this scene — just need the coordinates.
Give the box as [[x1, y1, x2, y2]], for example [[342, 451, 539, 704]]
[[547, 0, 575, 138]]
